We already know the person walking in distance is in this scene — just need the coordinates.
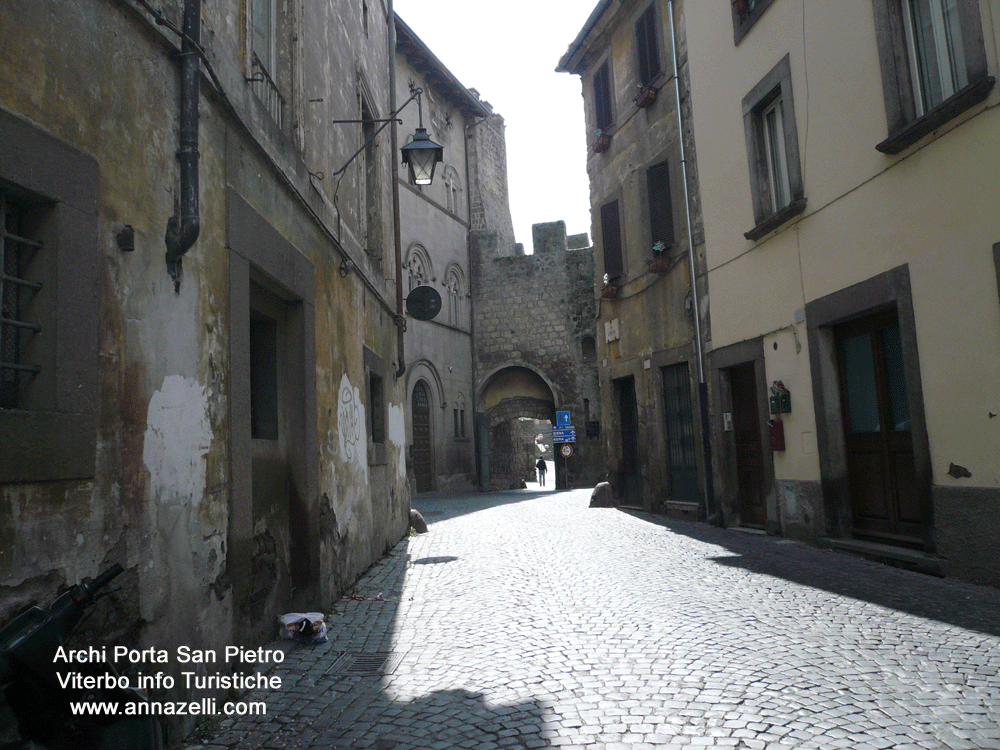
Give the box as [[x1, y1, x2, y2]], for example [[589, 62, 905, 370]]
[[536, 457, 547, 486]]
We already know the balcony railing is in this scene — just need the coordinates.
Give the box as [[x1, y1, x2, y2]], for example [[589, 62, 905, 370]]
[[249, 54, 285, 130]]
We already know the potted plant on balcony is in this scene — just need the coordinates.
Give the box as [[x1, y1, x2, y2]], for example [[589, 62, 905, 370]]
[[648, 241, 672, 272], [593, 129, 611, 154], [600, 272, 619, 298], [634, 82, 658, 109]]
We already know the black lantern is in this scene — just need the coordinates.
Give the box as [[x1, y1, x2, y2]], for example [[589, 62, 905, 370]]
[[401, 128, 444, 186]]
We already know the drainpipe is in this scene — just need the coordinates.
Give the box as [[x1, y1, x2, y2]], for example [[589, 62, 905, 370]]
[[164, 0, 201, 293], [464, 116, 480, 490], [388, 3, 406, 379], [669, 0, 715, 521]]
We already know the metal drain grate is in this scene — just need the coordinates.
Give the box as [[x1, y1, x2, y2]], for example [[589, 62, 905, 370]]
[[326, 651, 403, 676]]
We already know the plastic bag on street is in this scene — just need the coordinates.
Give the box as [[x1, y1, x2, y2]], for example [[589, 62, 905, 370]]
[[278, 612, 328, 644]]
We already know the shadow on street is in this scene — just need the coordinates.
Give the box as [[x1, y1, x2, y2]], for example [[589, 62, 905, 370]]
[[412, 485, 566, 524], [282, 537, 556, 750], [327, 689, 552, 750], [618, 507, 1000, 639]]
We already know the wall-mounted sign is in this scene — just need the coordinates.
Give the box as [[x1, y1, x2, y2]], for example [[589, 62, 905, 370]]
[[406, 286, 442, 321]]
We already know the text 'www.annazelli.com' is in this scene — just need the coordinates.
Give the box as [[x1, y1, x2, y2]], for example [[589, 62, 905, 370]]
[[69, 699, 266, 717]]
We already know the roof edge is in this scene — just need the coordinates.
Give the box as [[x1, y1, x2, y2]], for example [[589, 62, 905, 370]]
[[394, 14, 492, 119], [556, 0, 613, 74]]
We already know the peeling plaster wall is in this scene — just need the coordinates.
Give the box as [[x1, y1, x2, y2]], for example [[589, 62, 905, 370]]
[[0, 0, 410, 740]]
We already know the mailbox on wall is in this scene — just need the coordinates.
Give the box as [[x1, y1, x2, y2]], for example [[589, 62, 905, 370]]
[[769, 381, 791, 414], [769, 418, 786, 452]]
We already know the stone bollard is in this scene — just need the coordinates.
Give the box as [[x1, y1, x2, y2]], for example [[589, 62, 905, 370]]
[[589, 482, 614, 508], [409, 509, 428, 534]]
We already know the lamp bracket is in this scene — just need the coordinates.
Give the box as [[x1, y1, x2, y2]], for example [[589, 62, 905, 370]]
[[331, 118, 403, 125], [331, 88, 424, 179]]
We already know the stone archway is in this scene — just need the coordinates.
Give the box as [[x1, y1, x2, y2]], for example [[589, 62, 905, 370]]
[[479, 367, 556, 490]]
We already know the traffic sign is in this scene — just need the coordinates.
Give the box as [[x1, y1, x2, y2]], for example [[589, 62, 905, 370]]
[[559, 443, 574, 458], [552, 426, 576, 443], [556, 411, 571, 427]]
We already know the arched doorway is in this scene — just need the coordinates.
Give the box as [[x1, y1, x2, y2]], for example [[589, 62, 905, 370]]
[[412, 380, 433, 493], [479, 366, 558, 490]]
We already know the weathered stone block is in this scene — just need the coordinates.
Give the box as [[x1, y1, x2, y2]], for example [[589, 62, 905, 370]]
[[590, 482, 614, 508], [409, 509, 429, 534]]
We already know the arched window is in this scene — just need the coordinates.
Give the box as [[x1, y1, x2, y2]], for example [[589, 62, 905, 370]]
[[452, 392, 467, 439], [443, 166, 461, 215], [406, 245, 431, 292], [444, 264, 464, 327], [581, 335, 597, 363]]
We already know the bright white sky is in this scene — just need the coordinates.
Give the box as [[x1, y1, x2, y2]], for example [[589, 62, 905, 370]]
[[393, 0, 596, 253]]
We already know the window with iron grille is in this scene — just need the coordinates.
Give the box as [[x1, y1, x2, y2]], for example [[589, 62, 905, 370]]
[[0, 190, 43, 410], [249, 0, 285, 128], [635, 5, 661, 89], [593, 61, 613, 132], [0, 108, 99, 484], [600, 200, 624, 280], [646, 161, 673, 253]]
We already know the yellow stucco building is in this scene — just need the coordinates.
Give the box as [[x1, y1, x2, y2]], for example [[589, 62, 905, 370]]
[[685, 0, 999, 585]]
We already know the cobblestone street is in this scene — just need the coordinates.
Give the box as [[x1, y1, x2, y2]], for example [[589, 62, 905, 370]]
[[190, 488, 1000, 750]]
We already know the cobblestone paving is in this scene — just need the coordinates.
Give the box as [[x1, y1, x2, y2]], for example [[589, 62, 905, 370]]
[[189, 489, 1000, 750]]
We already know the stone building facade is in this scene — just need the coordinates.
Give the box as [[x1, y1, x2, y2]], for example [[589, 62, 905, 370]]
[[558, 0, 713, 514], [0, 0, 423, 738], [394, 19, 489, 496], [472, 219, 603, 491]]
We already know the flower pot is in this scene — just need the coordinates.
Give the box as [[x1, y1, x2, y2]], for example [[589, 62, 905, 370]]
[[593, 134, 611, 154], [635, 86, 658, 109], [600, 283, 619, 299], [648, 254, 672, 273]]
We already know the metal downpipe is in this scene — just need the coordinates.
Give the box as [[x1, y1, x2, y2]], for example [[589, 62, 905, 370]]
[[669, 0, 716, 521], [389, 2, 406, 379], [164, 0, 201, 291]]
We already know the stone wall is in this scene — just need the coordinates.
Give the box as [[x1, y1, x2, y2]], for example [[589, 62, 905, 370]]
[[472, 220, 603, 491]]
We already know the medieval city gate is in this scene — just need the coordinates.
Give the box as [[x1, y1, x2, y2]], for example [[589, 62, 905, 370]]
[[478, 366, 559, 490]]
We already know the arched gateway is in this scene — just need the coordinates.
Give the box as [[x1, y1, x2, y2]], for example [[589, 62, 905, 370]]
[[478, 366, 557, 490]]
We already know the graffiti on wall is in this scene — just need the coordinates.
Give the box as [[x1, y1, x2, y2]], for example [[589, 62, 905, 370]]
[[337, 374, 367, 474]]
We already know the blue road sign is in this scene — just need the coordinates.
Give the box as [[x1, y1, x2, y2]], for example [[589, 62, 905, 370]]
[[556, 411, 571, 427], [552, 427, 577, 443]]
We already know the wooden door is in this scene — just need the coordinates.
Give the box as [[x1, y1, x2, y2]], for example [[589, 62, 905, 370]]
[[836, 310, 920, 544], [662, 363, 698, 500], [730, 363, 766, 527], [615, 376, 642, 505], [412, 381, 433, 493]]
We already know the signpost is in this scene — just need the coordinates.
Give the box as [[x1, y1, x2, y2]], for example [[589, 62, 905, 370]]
[[553, 411, 575, 490], [551, 427, 577, 442]]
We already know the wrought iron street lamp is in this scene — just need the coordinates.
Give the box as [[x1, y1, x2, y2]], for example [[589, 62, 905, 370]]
[[331, 87, 443, 187], [401, 127, 443, 185]]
